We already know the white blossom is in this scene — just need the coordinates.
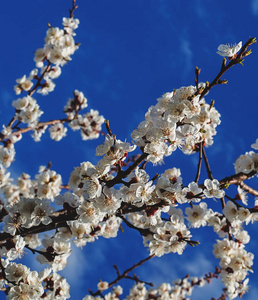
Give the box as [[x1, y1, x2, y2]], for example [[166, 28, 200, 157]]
[[217, 41, 242, 57], [203, 179, 225, 199]]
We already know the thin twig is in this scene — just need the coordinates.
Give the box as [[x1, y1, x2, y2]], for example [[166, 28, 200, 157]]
[[28, 61, 51, 97], [202, 147, 225, 208], [200, 37, 256, 99], [194, 142, 203, 183], [106, 153, 148, 188], [109, 254, 155, 287], [69, 0, 78, 18], [202, 147, 213, 180], [238, 181, 258, 197], [89, 254, 155, 297], [118, 215, 151, 236]]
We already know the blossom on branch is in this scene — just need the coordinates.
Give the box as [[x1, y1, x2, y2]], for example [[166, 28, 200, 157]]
[[217, 41, 242, 57]]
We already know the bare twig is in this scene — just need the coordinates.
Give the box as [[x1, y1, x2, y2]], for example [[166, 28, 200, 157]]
[[69, 0, 78, 18], [238, 181, 258, 197], [202, 147, 226, 208], [202, 147, 213, 180], [200, 37, 256, 99], [194, 142, 203, 183], [106, 153, 148, 188], [89, 254, 155, 297]]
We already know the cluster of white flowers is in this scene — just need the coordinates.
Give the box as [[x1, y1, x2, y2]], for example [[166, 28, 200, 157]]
[[234, 143, 258, 174], [4, 262, 70, 300], [0, 15, 80, 172], [49, 123, 68, 141], [15, 16, 79, 97], [83, 273, 217, 300], [0, 166, 62, 207], [68, 108, 105, 141], [65, 141, 227, 258], [213, 239, 252, 298], [131, 85, 221, 164], [0, 1, 257, 298], [0, 10, 104, 171], [63, 90, 105, 141], [143, 209, 192, 257], [0, 144, 15, 168], [12, 95, 44, 126], [83, 285, 123, 300]]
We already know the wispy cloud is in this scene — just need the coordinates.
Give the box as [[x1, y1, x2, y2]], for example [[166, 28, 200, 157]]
[[0, 90, 13, 122], [139, 251, 214, 284], [156, 0, 172, 20], [245, 286, 258, 300], [251, 0, 258, 16], [61, 245, 87, 286], [194, 0, 209, 19], [179, 37, 193, 80]]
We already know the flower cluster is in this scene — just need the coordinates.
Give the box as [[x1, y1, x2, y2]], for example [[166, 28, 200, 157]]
[[132, 85, 221, 164], [0, 0, 257, 298], [213, 239, 252, 298], [234, 149, 258, 174], [0, 166, 62, 207], [12, 95, 43, 126], [4, 262, 70, 300], [83, 267, 221, 300], [14, 15, 79, 104]]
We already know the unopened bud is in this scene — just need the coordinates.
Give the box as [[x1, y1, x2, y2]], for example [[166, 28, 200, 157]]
[[209, 99, 215, 110], [242, 50, 252, 57], [238, 59, 245, 65], [218, 79, 228, 84], [250, 37, 257, 45], [195, 66, 201, 76]]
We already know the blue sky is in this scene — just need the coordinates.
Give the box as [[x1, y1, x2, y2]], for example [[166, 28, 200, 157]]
[[1, 0, 258, 299]]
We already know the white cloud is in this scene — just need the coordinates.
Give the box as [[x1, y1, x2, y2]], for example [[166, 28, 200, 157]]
[[61, 245, 87, 287], [251, 0, 258, 16], [0, 90, 12, 108], [179, 37, 193, 80], [245, 286, 258, 300], [194, 0, 209, 19], [184, 252, 213, 275], [139, 251, 214, 284], [157, 0, 172, 20], [192, 279, 223, 300]]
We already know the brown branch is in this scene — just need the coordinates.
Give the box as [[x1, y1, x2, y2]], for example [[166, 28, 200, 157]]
[[0, 208, 78, 243], [219, 170, 257, 188], [194, 142, 203, 183], [0, 170, 255, 244], [106, 153, 148, 188], [104, 120, 113, 136], [194, 66, 200, 89], [200, 37, 256, 99], [238, 181, 258, 197], [89, 254, 155, 297], [25, 245, 58, 262], [202, 146, 226, 208], [109, 254, 155, 287], [28, 61, 52, 97], [202, 147, 213, 180], [0, 118, 69, 142], [69, 0, 78, 18], [7, 117, 16, 128], [118, 215, 151, 236]]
